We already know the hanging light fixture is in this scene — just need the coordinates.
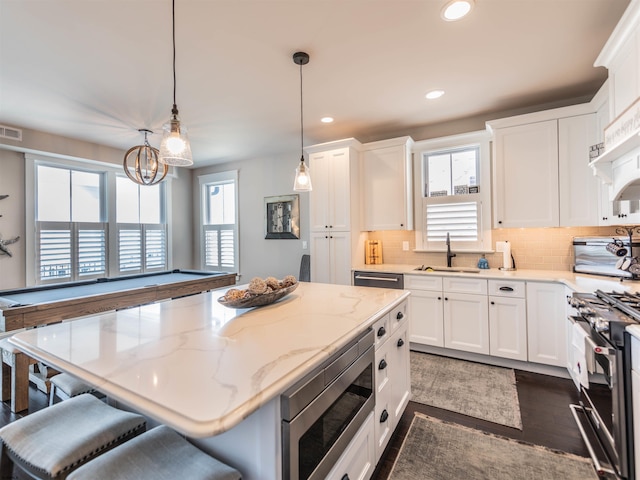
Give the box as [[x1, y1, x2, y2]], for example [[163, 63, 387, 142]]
[[159, 0, 193, 166], [292, 51, 312, 192], [123, 129, 168, 186]]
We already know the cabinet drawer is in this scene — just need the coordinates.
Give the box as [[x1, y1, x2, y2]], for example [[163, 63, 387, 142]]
[[443, 277, 488, 295], [372, 313, 390, 349], [488, 280, 525, 298], [388, 301, 408, 333], [326, 412, 375, 480], [404, 274, 443, 291]]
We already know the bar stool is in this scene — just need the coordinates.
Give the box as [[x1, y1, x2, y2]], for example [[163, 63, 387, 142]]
[[68, 425, 242, 480], [49, 373, 96, 405], [0, 337, 39, 412], [0, 393, 146, 480]]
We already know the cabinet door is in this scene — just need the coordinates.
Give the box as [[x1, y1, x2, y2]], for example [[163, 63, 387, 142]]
[[361, 144, 411, 231], [326, 413, 375, 480], [558, 114, 599, 226], [443, 292, 489, 354], [329, 148, 352, 232], [409, 289, 444, 347], [310, 232, 331, 283], [374, 339, 393, 460], [493, 120, 559, 228], [330, 231, 352, 285], [489, 296, 527, 361], [526, 282, 567, 367], [390, 324, 410, 424], [309, 152, 332, 232]]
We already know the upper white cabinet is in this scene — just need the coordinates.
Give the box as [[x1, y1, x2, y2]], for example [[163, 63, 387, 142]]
[[307, 139, 362, 285], [361, 136, 414, 231], [488, 105, 599, 228], [491, 119, 559, 228]]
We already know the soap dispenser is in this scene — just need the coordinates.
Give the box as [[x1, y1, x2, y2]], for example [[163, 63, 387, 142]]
[[477, 254, 489, 269]]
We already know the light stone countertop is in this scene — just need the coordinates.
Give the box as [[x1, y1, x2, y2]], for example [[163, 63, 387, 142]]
[[353, 263, 640, 294], [9, 282, 409, 438]]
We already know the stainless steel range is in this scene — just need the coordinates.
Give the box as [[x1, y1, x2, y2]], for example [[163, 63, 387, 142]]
[[568, 290, 640, 479]]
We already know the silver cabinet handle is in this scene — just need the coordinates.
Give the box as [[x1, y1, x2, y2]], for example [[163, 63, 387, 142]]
[[354, 275, 399, 282]]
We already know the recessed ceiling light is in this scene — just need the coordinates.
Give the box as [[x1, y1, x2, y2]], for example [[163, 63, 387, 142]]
[[321, 117, 334, 124], [441, 0, 474, 21], [425, 90, 445, 100]]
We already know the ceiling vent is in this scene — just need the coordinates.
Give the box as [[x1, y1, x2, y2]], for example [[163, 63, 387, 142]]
[[0, 125, 22, 141]]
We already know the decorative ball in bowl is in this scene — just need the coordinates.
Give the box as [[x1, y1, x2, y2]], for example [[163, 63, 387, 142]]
[[218, 275, 299, 308]]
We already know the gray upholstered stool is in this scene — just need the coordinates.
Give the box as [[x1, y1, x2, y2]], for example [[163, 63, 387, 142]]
[[68, 425, 242, 480], [49, 373, 95, 405], [0, 393, 146, 480]]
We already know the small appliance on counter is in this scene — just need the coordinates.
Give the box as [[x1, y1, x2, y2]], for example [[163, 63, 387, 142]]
[[364, 240, 383, 265], [572, 236, 640, 279]]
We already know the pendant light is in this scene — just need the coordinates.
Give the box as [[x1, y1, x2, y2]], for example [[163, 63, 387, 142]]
[[159, 0, 193, 166], [123, 129, 168, 186], [293, 51, 312, 192]]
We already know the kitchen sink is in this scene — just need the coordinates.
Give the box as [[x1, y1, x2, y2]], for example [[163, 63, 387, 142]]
[[413, 266, 481, 274]]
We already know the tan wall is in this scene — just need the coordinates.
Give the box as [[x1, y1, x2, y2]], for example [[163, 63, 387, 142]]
[[366, 226, 624, 271]]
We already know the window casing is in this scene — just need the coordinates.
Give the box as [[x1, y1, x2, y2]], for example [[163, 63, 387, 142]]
[[413, 131, 492, 252], [28, 156, 169, 285], [199, 171, 239, 273]]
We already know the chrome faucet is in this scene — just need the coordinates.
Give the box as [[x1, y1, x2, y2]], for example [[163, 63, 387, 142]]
[[446, 232, 456, 267]]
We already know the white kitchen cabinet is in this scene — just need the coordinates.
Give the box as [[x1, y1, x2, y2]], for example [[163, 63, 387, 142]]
[[558, 113, 600, 226], [488, 280, 527, 361], [405, 274, 444, 347], [361, 136, 414, 231], [307, 139, 361, 285], [442, 277, 489, 355], [326, 412, 375, 480], [444, 291, 490, 355], [526, 282, 567, 367], [488, 105, 598, 228], [373, 301, 409, 461], [491, 119, 559, 228], [310, 231, 351, 285]]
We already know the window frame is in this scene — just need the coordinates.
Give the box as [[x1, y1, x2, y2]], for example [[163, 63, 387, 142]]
[[412, 130, 492, 253], [198, 170, 239, 274], [25, 154, 171, 285]]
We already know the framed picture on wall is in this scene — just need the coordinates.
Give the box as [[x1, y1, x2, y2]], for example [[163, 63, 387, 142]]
[[264, 194, 300, 239]]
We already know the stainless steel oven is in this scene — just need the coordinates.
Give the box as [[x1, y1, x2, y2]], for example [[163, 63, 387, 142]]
[[568, 291, 637, 479], [281, 328, 374, 480]]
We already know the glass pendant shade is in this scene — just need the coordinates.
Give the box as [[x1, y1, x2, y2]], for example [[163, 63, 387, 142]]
[[159, 111, 193, 166], [293, 156, 312, 191]]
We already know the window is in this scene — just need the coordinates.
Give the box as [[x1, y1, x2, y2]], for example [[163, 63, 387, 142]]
[[199, 171, 238, 273], [36, 165, 107, 282], [414, 131, 491, 252], [116, 177, 167, 274]]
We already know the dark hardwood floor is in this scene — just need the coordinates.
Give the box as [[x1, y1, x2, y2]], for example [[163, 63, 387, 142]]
[[371, 368, 609, 479], [0, 365, 608, 480]]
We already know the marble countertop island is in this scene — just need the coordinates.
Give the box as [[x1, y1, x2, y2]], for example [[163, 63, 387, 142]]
[[9, 282, 409, 438]]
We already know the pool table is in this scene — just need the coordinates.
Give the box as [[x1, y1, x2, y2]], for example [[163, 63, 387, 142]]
[[0, 270, 236, 332]]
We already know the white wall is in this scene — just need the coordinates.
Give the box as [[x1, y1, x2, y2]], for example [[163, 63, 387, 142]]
[[193, 152, 309, 284], [0, 150, 26, 289]]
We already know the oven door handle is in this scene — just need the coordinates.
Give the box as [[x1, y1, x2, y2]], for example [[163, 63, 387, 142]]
[[583, 334, 616, 358]]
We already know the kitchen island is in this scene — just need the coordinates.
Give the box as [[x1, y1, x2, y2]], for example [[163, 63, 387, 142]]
[[9, 281, 410, 479]]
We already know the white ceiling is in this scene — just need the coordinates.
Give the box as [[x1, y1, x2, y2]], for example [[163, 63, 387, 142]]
[[0, 0, 631, 168]]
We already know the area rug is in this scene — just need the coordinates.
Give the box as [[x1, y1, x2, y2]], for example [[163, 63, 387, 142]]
[[410, 352, 522, 429], [388, 413, 597, 480]]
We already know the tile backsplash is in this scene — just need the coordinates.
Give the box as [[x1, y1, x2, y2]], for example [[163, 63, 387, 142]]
[[365, 226, 624, 271]]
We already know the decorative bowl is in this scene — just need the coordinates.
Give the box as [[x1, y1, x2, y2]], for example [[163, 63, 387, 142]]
[[217, 282, 299, 308]]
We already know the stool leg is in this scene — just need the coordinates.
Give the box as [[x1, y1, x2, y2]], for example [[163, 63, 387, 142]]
[[49, 385, 56, 406], [11, 353, 29, 413], [0, 442, 14, 480], [0, 361, 10, 403]]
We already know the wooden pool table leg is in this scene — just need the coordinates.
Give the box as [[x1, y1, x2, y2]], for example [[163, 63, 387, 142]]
[[0, 340, 38, 412]]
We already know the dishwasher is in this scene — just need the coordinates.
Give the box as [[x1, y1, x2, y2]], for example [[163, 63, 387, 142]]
[[352, 270, 404, 289]]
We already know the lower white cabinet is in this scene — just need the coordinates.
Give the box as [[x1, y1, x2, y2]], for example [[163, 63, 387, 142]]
[[526, 282, 567, 367], [488, 279, 527, 361], [310, 231, 351, 285], [631, 335, 640, 477], [407, 275, 444, 347], [374, 301, 410, 461], [444, 292, 489, 354], [326, 412, 375, 480]]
